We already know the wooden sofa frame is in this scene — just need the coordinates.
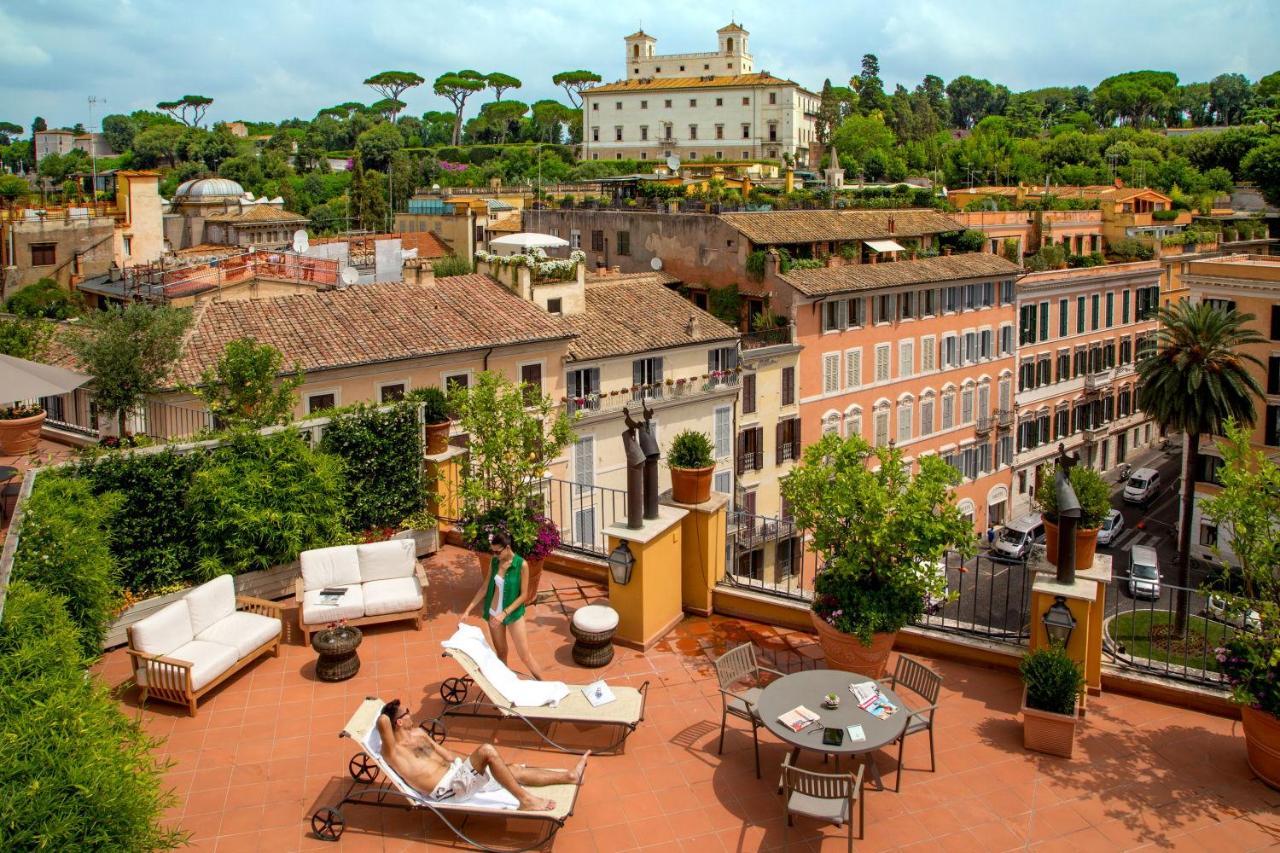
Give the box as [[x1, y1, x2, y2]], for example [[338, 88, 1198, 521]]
[[295, 563, 429, 645], [126, 595, 284, 716]]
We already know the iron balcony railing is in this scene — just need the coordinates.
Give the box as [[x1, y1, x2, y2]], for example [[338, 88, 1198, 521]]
[[741, 325, 794, 350], [565, 373, 740, 417]]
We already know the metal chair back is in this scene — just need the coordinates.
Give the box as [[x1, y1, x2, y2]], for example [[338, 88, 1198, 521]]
[[782, 761, 856, 801], [892, 655, 942, 705], [714, 643, 758, 691]]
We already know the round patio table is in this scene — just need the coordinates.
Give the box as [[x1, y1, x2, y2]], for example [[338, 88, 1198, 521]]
[[756, 668, 908, 790]]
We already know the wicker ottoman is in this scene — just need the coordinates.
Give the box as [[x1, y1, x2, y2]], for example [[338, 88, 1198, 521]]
[[571, 605, 619, 668], [311, 626, 363, 682]]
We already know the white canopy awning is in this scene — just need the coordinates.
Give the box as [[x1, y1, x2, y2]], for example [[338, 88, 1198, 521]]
[[488, 233, 570, 250], [865, 239, 907, 253], [0, 354, 89, 404]]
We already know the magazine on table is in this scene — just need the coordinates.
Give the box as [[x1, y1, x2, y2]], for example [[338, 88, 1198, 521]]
[[318, 587, 348, 605], [777, 705, 820, 732], [850, 682, 879, 709], [583, 680, 616, 707], [864, 694, 898, 721]]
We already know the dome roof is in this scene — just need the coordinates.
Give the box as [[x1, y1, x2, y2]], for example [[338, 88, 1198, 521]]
[[174, 177, 245, 200]]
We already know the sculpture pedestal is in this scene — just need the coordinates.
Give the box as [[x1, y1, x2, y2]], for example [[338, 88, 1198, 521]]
[[603, 505, 688, 650], [1031, 554, 1112, 696]]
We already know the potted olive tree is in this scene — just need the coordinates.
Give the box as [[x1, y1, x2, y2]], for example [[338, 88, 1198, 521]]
[[782, 433, 975, 678], [1203, 423, 1280, 789], [667, 429, 716, 504], [0, 401, 46, 454], [1020, 644, 1085, 758], [1036, 462, 1110, 571], [408, 387, 452, 455]]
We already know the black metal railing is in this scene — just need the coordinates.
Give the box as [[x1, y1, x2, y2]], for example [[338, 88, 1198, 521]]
[[741, 325, 794, 350], [916, 551, 1034, 645], [722, 511, 816, 601]]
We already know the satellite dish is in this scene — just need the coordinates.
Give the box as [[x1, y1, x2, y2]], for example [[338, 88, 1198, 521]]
[[340, 267, 359, 286], [666, 156, 681, 172], [650, 257, 663, 271], [291, 229, 309, 254]]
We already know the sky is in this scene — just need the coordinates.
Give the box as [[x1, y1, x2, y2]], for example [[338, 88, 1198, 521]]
[[2, 0, 1278, 131]]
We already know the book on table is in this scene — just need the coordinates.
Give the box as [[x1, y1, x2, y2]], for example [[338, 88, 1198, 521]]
[[777, 705, 820, 733], [847, 724, 867, 743]]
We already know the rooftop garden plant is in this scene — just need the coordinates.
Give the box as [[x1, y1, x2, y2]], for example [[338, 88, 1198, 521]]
[[184, 337, 302, 430], [1035, 462, 1111, 529], [1020, 643, 1084, 716], [406, 385, 450, 424], [667, 430, 714, 470]]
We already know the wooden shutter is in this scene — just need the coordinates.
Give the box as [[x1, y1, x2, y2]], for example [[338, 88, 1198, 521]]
[[776, 420, 785, 465], [743, 373, 756, 414], [753, 426, 763, 470], [736, 431, 748, 475], [846, 349, 861, 389], [632, 359, 643, 389], [791, 417, 801, 459]]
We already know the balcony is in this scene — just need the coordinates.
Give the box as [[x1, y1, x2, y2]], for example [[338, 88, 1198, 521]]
[[564, 372, 740, 418], [997, 408, 1014, 428], [740, 324, 794, 351], [1084, 424, 1109, 442], [1084, 367, 1115, 392], [975, 414, 995, 435]]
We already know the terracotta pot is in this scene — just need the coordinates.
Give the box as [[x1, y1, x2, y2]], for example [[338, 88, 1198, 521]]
[[809, 610, 896, 679], [1043, 518, 1100, 571], [1242, 706, 1280, 791], [424, 420, 452, 455], [524, 556, 544, 604], [1021, 687, 1079, 758], [0, 410, 45, 454], [670, 465, 713, 504]]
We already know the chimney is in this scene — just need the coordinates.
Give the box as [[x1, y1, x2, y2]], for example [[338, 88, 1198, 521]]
[[868, 252, 877, 265], [686, 315, 699, 337], [825, 254, 838, 268], [611, 265, 621, 274], [943, 246, 953, 256], [887, 216, 896, 234]]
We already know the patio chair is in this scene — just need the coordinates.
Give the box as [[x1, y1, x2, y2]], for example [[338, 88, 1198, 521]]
[[713, 643, 785, 778], [311, 697, 585, 852], [432, 635, 648, 755], [877, 655, 942, 792], [780, 754, 865, 853]]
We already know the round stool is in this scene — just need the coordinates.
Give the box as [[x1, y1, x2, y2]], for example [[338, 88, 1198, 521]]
[[571, 605, 619, 668]]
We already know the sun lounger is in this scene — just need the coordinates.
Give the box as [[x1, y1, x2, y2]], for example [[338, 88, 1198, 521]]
[[310, 697, 584, 852], [433, 641, 648, 755]]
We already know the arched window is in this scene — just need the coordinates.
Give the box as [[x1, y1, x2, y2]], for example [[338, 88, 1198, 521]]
[[845, 406, 863, 439], [920, 391, 936, 436], [633, 44, 640, 58], [897, 398, 913, 444], [873, 401, 891, 447], [726, 37, 734, 52], [822, 411, 841, 436]]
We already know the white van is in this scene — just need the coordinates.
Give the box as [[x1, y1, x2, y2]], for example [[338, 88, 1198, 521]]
[[1128, 545, 1161, 599], [993, 514, 1044, 561], [1123, 468, 1161, 506]]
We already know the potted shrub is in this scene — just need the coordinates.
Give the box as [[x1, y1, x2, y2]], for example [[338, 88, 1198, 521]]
[[1203, 423, 1280, 789], [667, 430, 715, 504], [782, 434, 974, 678], [0, 402, 46, 454], [1036, 462, 1110, 571], [409, 387, 451, 455], [1019, 644, 1085, 758], [395, 506, 439, 558]]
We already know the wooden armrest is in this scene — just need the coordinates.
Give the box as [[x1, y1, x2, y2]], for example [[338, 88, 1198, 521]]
[[126, 648, 194, 670], [415, 564, 428, 585], [237, 595, 284, 618]]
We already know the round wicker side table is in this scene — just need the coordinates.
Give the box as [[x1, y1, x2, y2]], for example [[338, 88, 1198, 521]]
[[571, 605, 619, 668], [312, 626, 363, 682]]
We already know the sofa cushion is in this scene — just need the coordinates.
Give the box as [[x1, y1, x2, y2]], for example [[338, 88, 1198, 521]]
[[301, 584, 365, 626], [196, 611, 281, 659], [573, 604, 619, 634], [159, 640, 240, 691], [186, 574, 236, 637], [361, 577, 423, 617], [130, 599, 194, 657], [301, 545, 362, 591], [357, 539, 416, 583]]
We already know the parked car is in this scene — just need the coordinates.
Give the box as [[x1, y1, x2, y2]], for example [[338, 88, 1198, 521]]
[[1206, 595, 1262, 632], [1123, 468, 1161, 506], [993, 514, 1044, 561], [1128, 545, 1161, 599], [1097, 509, 1125, 546]]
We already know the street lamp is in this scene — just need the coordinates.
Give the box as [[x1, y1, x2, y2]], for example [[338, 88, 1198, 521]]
[[1042, 596, 1077, 647], [607, 541, 635, 585]]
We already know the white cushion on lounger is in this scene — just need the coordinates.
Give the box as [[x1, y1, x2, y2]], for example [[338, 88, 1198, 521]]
[[300, 545, 362, 590], [301, 584, 365, 625], [138, 639, 238, 691], [185, 574, 236, 636], [130, 599, 193, 657], [361, 577, 422, 617], [357, 539, 416, 582], [196, 611, 280, 658]]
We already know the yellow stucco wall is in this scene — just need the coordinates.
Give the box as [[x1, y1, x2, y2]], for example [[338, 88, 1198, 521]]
[[114, 172, 165, 267], [606, 511, 685, 649]]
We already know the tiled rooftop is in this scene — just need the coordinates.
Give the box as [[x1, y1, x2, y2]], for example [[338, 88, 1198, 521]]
[[718, 210, 963, 247], [780, 253, 1021, 297], [96, 545, 1280, 851]]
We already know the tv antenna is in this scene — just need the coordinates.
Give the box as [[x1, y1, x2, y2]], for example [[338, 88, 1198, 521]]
[[87, 95, 104, 203]]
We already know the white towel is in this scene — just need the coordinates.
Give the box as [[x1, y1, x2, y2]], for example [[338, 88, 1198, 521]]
[[442, 623, 570, 708]]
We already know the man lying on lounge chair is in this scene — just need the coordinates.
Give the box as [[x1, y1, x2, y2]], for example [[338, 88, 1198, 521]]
[[375, 699, 587, 811]]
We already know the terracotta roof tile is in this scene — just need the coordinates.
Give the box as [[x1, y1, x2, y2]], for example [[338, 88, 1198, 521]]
[[585, 73, 802, 95], [566, 272, 736, 361], [204, 205, 308, 224], [166, 275, 573, 387], [719, 209, 963, 246], [780, 253, 1022, 297]]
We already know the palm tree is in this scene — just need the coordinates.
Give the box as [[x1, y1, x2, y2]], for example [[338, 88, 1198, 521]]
[[1137, 300, 1264, 631]]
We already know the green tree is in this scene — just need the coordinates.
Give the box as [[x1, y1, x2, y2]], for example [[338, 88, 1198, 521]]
[[1091, 71, 1178, 126], [551, 69, 602, 109], [853, 53, 886, 115], [0, 172, 28, 209], [132, 123, 186, 167], [4, 277, 82, 319], [363, 70, 424, 121], [186, 337, 302, 429], [1242, 137, 1280, 206], [1136, 301, 1264, 632], [945, 75, 1002, 129], [198, 123, 239, 170], [355, 121, 404, 170], [434, 70, 488, 145], [0, 316, 53, 359], [37, 149, 88, 188], [66, 304, 190, 435], [100, 113, 135, 152], [421, 110, 456, 145], [1209, 72, 1254, 126], [156, 94, 214, 127], [486, 72, 522, 101], [1258, 70, 1280, 105], [350, 157, 387, 231], [0, 120, 21, 145], [530, 100, 574, 143], [475, 100, 528, 143], [831, 112, 896, 177]]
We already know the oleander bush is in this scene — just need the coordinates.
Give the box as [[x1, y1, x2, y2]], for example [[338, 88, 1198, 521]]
[[319, 402, 426, 534]]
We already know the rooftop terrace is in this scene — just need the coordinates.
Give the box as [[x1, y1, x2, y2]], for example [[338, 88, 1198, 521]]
[[94, 545, 1280, 852]]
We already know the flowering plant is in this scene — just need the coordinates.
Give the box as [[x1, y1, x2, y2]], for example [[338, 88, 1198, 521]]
[[525, 513, 561, 561], [0, 402, 43, 420], [1218, 635, 1280, 716], [439, 160, 469, 172], [359, 526, 396, 543]]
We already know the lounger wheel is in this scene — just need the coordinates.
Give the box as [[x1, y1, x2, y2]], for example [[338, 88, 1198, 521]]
[[422, 717, 448, 744], [311, 806, 345, 841], [440, 676, 469, 705], [348, 752, 380, 783]]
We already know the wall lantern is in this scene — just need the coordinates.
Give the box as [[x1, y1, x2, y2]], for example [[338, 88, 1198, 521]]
[[607, 541, 635, 585], [1042, 596, 1077, 647]]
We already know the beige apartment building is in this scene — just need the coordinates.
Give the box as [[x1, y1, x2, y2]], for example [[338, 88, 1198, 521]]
[[581, 23, 819, 165], [1007, 262, 1162, 519]]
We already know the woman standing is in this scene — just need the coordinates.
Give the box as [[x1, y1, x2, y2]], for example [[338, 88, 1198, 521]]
[[464, 532, 544, 680]]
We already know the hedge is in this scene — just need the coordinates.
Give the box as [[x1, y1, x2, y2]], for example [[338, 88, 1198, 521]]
[[319, 403, 426, 534], [0, 583, 184, 851]]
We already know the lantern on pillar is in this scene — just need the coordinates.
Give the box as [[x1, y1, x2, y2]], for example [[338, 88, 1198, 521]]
[[1042, 595, 1077, 647], [607, 541, 635, 585]]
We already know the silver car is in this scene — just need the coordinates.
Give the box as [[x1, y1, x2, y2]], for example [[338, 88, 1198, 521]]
[[1097, 509, 1124, 546], [1128, 545, 1160, 600]]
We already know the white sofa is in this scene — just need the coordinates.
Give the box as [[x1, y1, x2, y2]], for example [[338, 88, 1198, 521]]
[[296, 539, 428, 644], [126, 574, 284, 716]]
